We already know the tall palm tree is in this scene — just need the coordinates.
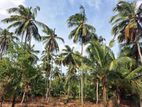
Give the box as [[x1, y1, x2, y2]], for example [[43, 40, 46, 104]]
[[110, 1, 142, 63], [0, 29, 18, 59], [42, 26, 64, 52], [111, 2, 142, 106], [41, 49, 52, 100], [67, 5, 97, 106], [56, 45, 82, 100], [2, 5, 45, 46], [41, 26, 64, 101]]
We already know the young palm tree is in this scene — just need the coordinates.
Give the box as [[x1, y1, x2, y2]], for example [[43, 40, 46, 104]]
[[0, 29, 18, 59], [87, 40, 115, 106], [109, 55, 142, 106], [110, 1, 142, 63], [65, 65, 78, 100], [67, 6, 97, 106], [87, 40, 139, 106], [2, 5, 45, 46]]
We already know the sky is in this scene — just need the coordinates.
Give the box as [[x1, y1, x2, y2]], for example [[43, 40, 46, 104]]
[[0, 0, 142, 57]]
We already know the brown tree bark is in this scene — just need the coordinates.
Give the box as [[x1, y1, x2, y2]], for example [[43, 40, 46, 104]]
[[96, 79, 99, 104], [80, 44, 84, 107], [102, 76, 107, 107], [137, 43, 142, 64]]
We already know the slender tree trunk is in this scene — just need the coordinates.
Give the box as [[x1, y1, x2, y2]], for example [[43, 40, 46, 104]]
[[115, 91, 120, 107], [80, 44, 84, 107], [11, 91, 17, 107], [45, 77, 49, 99], [48, 77, 51, 102], [0, 95, 4, 107], [137, 43, 142, 107], [21, 91, 26, 104], [102, 76, 107, 107], [21, 34, 24, 43], [47, 59, 53, 102], [140, 95, 142, 107], [116, 87, 120, 106], [79, 79, 81, 101], [0, 52, 2, 60], [96, 79, 99, 104], [29, 39, 32, 48], [137, 43, 142, 64], [81, 73, 84, 106], [67, 83, 70, 100]]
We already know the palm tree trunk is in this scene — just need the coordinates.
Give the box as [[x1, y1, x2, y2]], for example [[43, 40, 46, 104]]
[[137, 43, 142, 63], [79, 79, 81, 101], [48, 77, 51, 102], [47, 59, 53, 102], [0, 95, 4, 107], [11, 91, 17, 107], [140, 95, 142, 107], [81, 73, 84, 106], [21, 91, 26, 104], [80, 44, 84, 107], [102, 76, 107, 107], [96, 79, 99, 104], [0, 52, 2, 60], [45, 77, 49, 99], [29, 39, 32, 48], [116, 86, 120, 106], [67, 83, 70, 100]]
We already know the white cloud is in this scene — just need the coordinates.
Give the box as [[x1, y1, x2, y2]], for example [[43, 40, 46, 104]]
[[0, 0, 25, 19], [136, 0, 142, 9], [85, 0, 101, 9], [68, 0, 102, 9]]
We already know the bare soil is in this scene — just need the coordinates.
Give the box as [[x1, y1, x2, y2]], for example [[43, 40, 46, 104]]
[[1, 97, 133, 107]]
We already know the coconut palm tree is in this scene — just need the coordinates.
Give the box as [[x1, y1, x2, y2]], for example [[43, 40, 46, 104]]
[[2, 5, 46, 46], [111, 2, 142, 106], [87, 40, 115, 106], [65, 65, 78, 100], [42, 26, 64, 53], [110, 1, 142, 63], [56, 45, 82, 100], [109, 55, 142, 106], [67, 5, 97, 106], [41, 49, 52, 100], [0, 29, 18, 59], [87, 40, 139, 106], [41, 26, 64, 101], [56, 45, 77, 66]]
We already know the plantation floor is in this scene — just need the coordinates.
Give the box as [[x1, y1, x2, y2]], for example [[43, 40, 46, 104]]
[[1, 97, 133, 107]]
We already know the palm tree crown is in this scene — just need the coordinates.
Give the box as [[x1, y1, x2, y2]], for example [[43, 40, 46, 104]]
[[42, 27, 64, 53], [0, 29, 18, 56], [2, 5, 45, 45], [67, 5, 97, 44]]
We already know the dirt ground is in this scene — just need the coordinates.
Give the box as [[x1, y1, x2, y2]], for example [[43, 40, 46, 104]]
[[1, 97, 133, 107]]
